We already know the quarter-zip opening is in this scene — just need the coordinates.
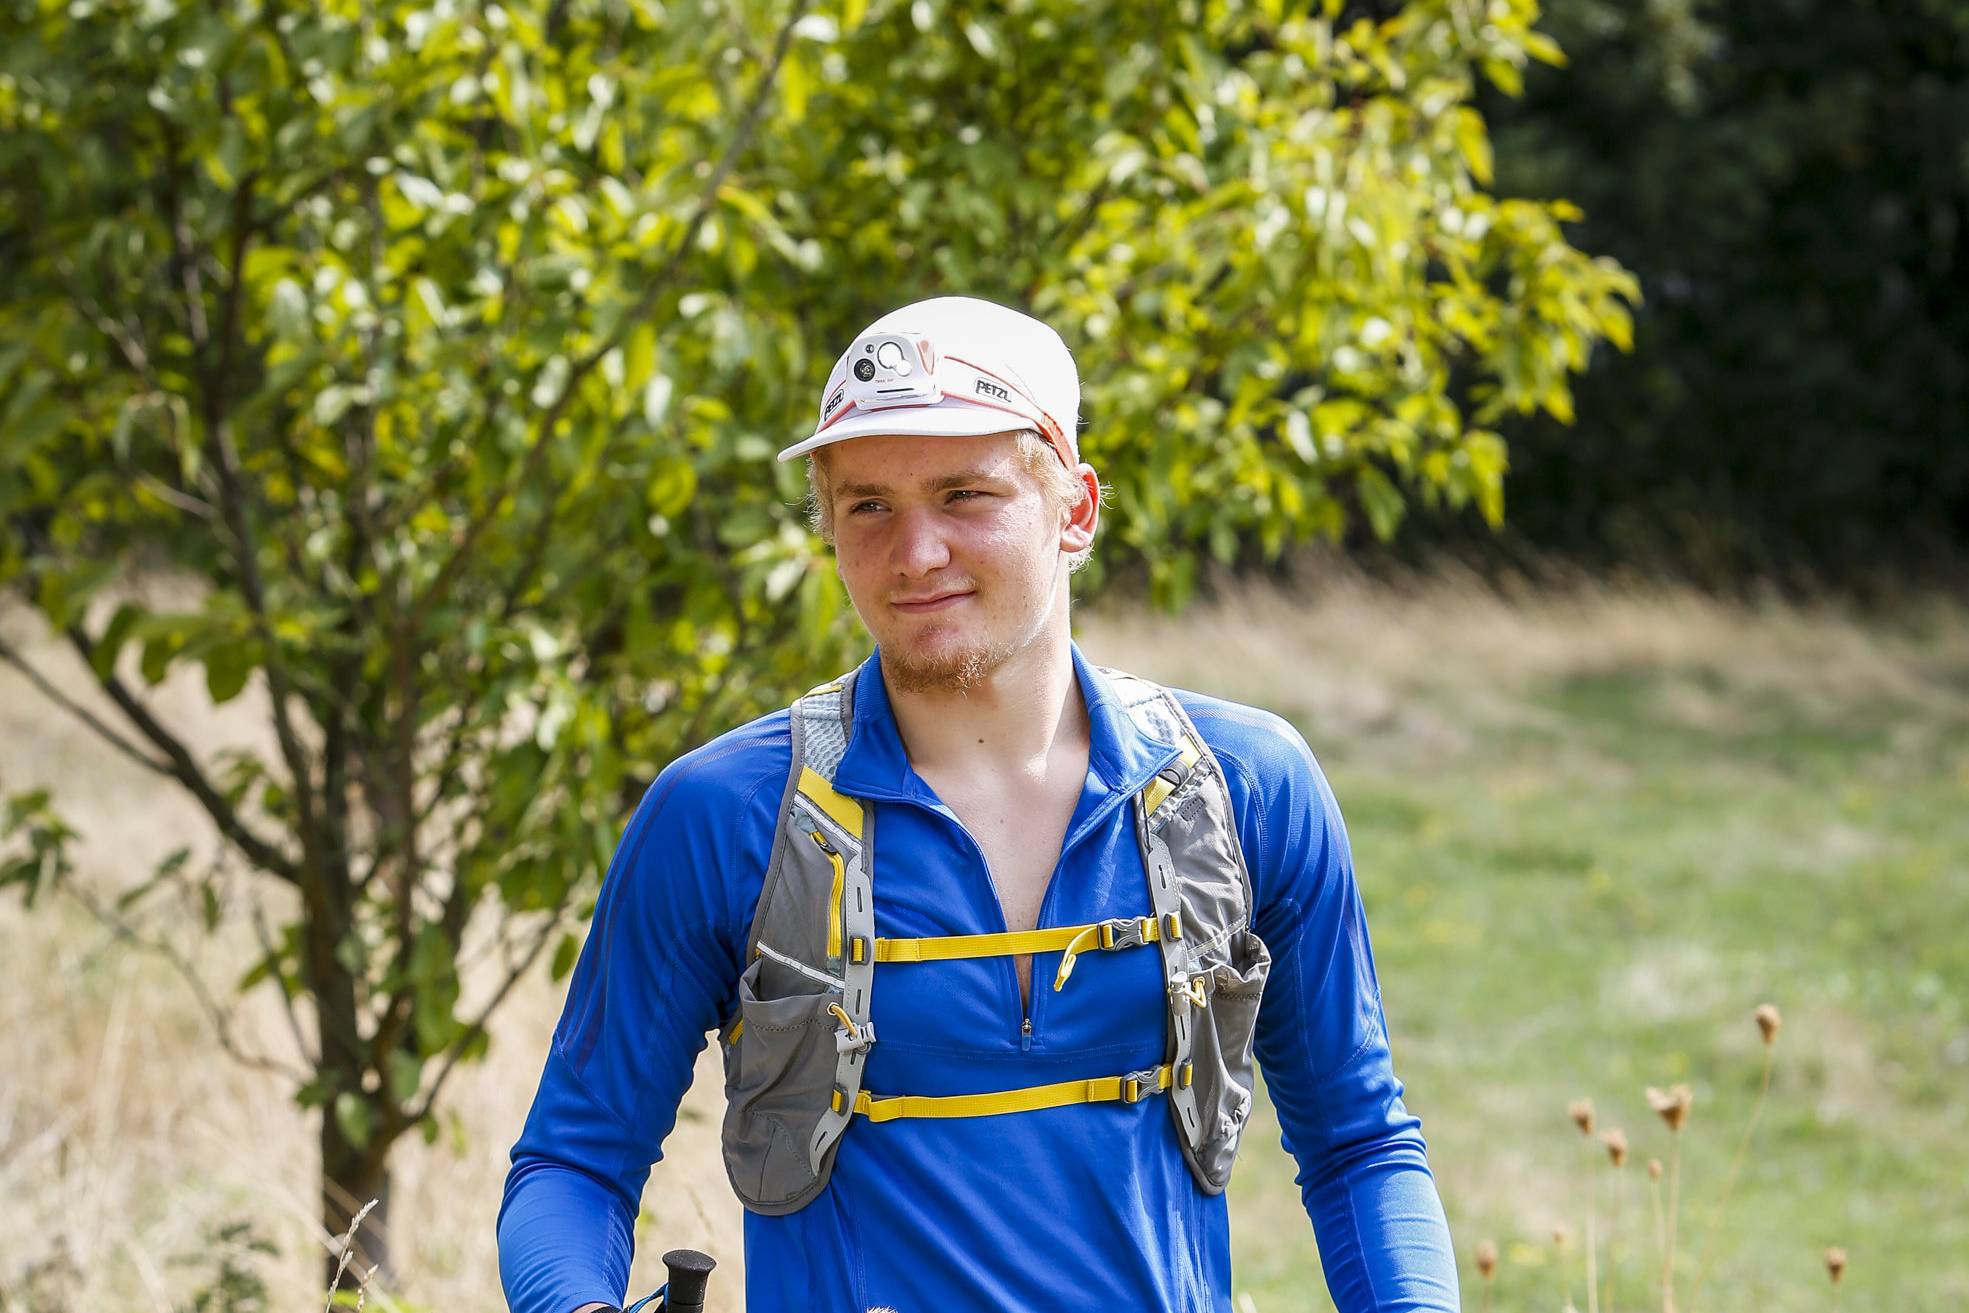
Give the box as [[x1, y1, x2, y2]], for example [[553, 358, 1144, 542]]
[[936, 782, 1122, 1053], [937, 810, 1049, 1049]]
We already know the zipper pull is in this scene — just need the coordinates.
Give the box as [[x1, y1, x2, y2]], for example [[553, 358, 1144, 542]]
[[1020, 1016, 1033, 1052]]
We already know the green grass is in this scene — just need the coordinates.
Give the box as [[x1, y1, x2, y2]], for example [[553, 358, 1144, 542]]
[[1089, 595, 1969, 1312]]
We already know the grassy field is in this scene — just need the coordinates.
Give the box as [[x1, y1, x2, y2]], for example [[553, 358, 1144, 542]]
[[1087, 573, 1969, 1313], [3, 572, 1965, 1311]]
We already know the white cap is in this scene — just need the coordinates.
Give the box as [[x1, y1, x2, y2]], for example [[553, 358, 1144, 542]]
[[776, 295, 1080, 466]]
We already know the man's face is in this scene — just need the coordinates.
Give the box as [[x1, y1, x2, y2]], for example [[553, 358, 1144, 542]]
[[821, 430, 1072, 695]]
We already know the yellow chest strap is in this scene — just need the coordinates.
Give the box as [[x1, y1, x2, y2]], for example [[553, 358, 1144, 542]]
[[873, 911, 1180, 991]]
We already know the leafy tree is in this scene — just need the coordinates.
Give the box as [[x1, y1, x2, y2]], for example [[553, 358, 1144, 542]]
[[0, 0, 1632, 1283]]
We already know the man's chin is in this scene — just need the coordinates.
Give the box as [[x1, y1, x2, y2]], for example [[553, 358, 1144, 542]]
[[880, 634, 1007, 696]]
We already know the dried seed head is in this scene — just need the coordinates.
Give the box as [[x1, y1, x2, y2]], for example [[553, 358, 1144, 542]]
[[1602, 1127, 1629, 1167], [1646, 1083, 1693, 1131], [1570, 1097, 1596, 1136], [1824, 1247, 1847, 1286], [1476, 1239, 1498, 1279], [1552, 1223, 1570, 1249], [1647, 1157, 1663, 1180], [1755, 1003, 1782, 1046]]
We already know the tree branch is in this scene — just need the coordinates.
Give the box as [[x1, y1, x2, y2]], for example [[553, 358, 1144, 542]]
[[0, 636, 172, 775], [67, 879, 312, 1085], [61, 625, 301, 882], [160, 130, 329, 878]]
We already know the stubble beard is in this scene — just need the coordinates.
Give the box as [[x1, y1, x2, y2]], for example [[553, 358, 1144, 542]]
[[880, 625, 1016, 696]]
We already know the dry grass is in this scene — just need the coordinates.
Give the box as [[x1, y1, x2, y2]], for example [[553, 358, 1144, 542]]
[[3, 568, 1963, 1310], [1080, 562, 1969, 759], [0, 592, 745, 1311]]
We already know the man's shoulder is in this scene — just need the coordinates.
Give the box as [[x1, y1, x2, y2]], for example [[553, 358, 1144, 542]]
[[1151, 681, 1321, 784], [1133, 678, 1349, 884], [641, 702, 795, 824]]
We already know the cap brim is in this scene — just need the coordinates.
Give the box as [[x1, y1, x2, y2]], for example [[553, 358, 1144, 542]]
[[776, 400, 1033, 462]]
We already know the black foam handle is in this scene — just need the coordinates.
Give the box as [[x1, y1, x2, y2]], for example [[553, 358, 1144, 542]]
[[660, 1248, 716, 1312]]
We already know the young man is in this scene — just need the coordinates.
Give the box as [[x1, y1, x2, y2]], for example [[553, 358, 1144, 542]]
[[497, 297, 1459, 1313]]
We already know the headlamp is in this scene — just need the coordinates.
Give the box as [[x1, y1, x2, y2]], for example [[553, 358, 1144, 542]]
[[842, 331, 943, 411]]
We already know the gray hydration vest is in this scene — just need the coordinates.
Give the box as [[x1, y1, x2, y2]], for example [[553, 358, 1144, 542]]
[[718, 664, 1272, 1215]]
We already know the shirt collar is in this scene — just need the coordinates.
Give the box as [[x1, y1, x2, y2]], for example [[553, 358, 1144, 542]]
[[830, 639, 1182, 805]]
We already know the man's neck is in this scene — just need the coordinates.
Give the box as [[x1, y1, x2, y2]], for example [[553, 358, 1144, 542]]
[[881, 633, 1088, 782]]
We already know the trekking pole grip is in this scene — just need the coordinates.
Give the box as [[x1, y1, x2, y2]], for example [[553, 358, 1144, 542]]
[[660, 1248, 716, 1312]]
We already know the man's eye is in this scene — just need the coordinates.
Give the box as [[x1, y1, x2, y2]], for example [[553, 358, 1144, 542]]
[[948, 490, 983, 502], [848, 500, 883, 514]]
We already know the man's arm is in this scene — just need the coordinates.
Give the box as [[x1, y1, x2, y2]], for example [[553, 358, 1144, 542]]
[[497, 746, 770, 1313], [1191, 704, 1460, 1313]]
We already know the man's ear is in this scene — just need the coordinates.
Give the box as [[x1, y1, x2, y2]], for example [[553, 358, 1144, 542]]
[[1060, 462, 1100, 553]]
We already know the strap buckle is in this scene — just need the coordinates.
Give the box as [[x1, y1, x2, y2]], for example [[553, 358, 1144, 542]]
[[1096, 915, 1154, 952], [827, 1003, 876, 1055], [1119, 1066, 1166, 1105]]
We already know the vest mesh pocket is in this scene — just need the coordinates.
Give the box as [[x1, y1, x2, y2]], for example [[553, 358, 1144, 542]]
[[722, 956, 844, 1206], [1186, 927, 1271, 1188]]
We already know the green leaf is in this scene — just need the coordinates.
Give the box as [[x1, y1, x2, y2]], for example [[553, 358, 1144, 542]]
[[1356, 465, 1405, 541], [1452, 107, 1493, 187], [780, 50, 812, 124], [90, 604, 144, 681], [388, 1050, 425, 1107], [550, 930, 580, 983], [139, 630, 184, 687], [203, 639, 257, 705], [647, 455, 697, 517], [333, 1092, 373, 1151]]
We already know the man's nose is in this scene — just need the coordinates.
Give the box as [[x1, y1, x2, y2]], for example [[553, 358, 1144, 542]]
[[891, 505, 952, 576]]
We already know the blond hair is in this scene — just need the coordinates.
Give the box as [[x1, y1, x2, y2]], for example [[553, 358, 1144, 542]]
[[803, 429, 1098, 573]]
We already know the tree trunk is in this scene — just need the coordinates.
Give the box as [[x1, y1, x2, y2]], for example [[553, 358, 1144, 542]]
[[321, 1114, 393, 1293]]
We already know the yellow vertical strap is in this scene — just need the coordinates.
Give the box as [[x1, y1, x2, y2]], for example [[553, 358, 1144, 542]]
[[798, 767, 864, 838], [812, 833, 845, 960]]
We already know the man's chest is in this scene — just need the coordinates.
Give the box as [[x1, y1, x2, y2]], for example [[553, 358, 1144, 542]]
[[851, 782, 1169, 1056], [943, 788, 1075, 928]]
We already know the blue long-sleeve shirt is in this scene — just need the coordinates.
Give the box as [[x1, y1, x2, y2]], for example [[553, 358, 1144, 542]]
[[498, 640, 1458, 1313]]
